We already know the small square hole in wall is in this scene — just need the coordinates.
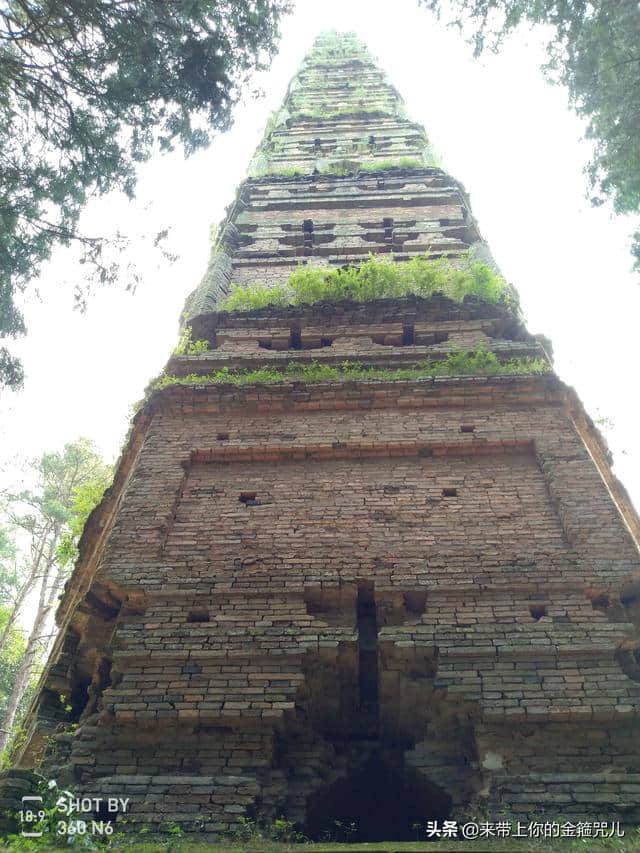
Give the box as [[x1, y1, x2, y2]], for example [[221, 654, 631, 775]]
[[529, 604, 547, 620], [619, 580, 640, 607], [460, 425, 475, 433], [187, 609, 209, 623], [404, 590, 427, 616], [239, 492, 259, 506], [402, 325, 415, 346], [590, 592, 610, 610], [216, 432, 229, 441], [442, 488, 458, 497]]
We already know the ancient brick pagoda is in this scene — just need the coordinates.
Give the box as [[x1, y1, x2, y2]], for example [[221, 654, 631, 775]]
[[15, 31, 640, 839]]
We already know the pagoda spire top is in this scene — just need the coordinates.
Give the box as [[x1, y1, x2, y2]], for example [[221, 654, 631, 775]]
[[248, 30, 436, 178]]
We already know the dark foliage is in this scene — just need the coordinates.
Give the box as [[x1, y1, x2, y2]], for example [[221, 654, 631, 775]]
[[0, 0, 290, 388], [422, 0, 640, 273]]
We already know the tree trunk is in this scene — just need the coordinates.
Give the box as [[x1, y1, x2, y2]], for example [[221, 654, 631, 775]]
[[0, 523, 52, 656], [0, 531, 62, 756], [0, 571, 37, 655]]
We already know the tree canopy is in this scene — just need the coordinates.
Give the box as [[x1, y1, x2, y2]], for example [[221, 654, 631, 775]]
[[0, 437, 112, 756], [0, 604, 29, 729], [422, 0, 640, 272], [0, 0, 290, 390]]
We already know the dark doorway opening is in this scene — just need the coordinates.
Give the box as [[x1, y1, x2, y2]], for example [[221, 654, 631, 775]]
[[304, 749, 452, 841], [69, 676, 91, 722], [357, 583, 378, 707]]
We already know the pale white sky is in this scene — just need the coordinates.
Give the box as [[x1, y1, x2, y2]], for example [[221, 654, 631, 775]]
[[1, 0, 639, 513]]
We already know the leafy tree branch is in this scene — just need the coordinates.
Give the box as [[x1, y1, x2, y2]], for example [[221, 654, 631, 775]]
[[420, 0, 640, 272], [0, 0, 291, 389], [0, 438, 112, 755]]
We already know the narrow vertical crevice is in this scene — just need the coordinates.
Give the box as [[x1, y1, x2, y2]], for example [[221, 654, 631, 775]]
[[357, 582, 379, 733], [303, 219, 314, 256], [383, 217, 394, 246], [402, 325, 415, 346], [290, 328, 302, 350]]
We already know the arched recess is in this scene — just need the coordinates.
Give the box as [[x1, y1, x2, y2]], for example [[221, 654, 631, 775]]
[[304, 747, 452, 841]]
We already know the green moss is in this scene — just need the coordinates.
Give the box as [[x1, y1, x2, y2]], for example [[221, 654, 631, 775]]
[[220, 255, 510, 313], [152, 352, 549, 392]]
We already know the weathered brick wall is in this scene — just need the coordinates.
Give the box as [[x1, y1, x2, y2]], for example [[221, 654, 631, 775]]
[[478, 723, 640, 822], [13, 30, 640, 841], [16, 374, 638, 832]]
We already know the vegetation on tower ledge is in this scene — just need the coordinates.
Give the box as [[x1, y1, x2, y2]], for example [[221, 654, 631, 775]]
[[220, 255, 511, 313], [249, 157, 432, 180], [358, 158, 426, 172], [153, 351, 549, 392], [173, 326, 211, 356]]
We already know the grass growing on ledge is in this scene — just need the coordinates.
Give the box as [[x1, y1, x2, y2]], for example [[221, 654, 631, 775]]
[[315, 157, 426, 176], [253, 157, 427, 180], [153, 351, 549, 392], [5, 831, 637, 852], [292, 107, 395, 122], [220, 255, 509, 314], [173, 326, 210, 356], [253, 165, 308, 178], [358, 157, 425, 171]]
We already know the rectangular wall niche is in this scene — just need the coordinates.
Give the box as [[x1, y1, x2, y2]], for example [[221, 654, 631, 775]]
[[162, 448, 569, 580]]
